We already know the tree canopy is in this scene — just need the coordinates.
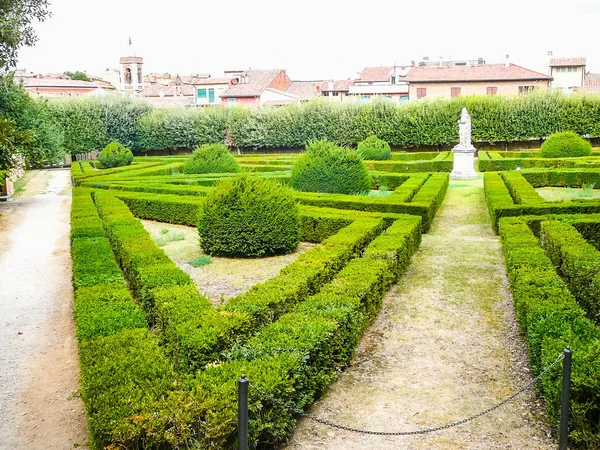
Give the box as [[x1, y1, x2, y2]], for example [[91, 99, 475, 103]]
[[0, 0, 50, 70], [64, 71, 90, 82]]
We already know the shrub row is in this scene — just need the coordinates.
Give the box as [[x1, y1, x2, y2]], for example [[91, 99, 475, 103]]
[[539, 220, 600, 322], [500, 172, 545, 204], [366, 156, 452, 173], [70, 188, 175, 448], [484, 171, 600, 231], [522, 169, 600, 188], [112, 215, 423, 448], [478, 151, 600, 172], [499, 217, 600, 447], [50, 93, 600, 152]]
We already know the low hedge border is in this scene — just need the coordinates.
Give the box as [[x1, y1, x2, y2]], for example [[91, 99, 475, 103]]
[[112, 215, 423, 448], [539, 220, 600, 322], [366, 156, 452, 173], [478, 151, 600, 172], [500, 172, 545, 205], [70, 189, 175, 448], [484, 170, 600, 232], [499, 216, 600, 447]]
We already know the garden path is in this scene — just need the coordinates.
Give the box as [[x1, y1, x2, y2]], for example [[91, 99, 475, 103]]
[[285, 175, 556, 450], [0, 169, 88, 449]]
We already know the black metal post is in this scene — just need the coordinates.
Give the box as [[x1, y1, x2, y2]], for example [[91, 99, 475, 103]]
[[238, 374, 249, 450], [559, 347, 572, 450]]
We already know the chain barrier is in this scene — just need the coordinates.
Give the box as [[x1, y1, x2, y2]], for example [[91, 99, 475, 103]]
[[247, 352, 565, 436]]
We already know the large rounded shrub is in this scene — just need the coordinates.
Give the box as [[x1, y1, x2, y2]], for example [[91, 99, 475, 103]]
[[98, 141, 134, 168], [541, 131, 592, 158], [290, 140, 371, 195], [183, 143, 241, 174], [198, 174, 301, 257], [357, 134, 391, 160]]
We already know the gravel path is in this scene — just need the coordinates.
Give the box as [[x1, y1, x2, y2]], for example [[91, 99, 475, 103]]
[[284, 176, 556, 450], [0, 170, 88, 449]]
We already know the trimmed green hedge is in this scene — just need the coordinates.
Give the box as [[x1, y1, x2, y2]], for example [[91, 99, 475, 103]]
[[500, 217, 600, 447], [541, 131, 592, 158], [109, 215, 423, 448], [183, 143, 241, 174], [357, 134, 391, 160], [539, 220, 600, 322], [199, 175, 301, 257], [478, 151, 600, 172]]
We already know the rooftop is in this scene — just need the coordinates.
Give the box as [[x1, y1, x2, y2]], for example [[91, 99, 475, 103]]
[[549, 57, 587, 67], [405, 63, 552, 83], [222, 69, 285, 97]]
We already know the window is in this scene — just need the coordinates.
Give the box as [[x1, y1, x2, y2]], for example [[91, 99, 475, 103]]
[[68, 92, 72, 97], [360, 96, 371, 104], [208, 88, 215, 103], [331, 91, 339, 96], [555, 67, 564, 73], [417, 87, 427, 99], [51, 92, 55, 96], [197, 89, 207, 99], [400, 95, 409, 102], [59, 92, 64, 96], [518, 85, 535, 94], [228, 98, 236, 106], [390, 76, 396, 84], [76, 93, 80, 97], [487, 86, 497, 95], [568, 67, 577, 73], [451, 87, 461, 98], [124, 68, 132, 84]]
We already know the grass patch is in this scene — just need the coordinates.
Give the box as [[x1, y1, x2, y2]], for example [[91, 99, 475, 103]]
[[189, 255, 213, 267], [153, 230, 186, 246], [535, 186, 600, 202]]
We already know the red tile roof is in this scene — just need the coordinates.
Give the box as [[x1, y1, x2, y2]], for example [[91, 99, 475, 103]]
[[357, 66, 393, 82], [22, 78, 100, 88], [321, 80, 354, 92], [285, 81, 328, 100], [549, 57, 586, 67], [405, 64, 551, 83], [222, 69, 284, 97], [187, 77, 232, 86]]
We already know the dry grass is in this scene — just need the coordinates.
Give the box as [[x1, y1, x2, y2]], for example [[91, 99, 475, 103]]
[[141, 220, 315, 306]]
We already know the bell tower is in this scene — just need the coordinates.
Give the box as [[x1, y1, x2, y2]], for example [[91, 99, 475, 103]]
[[119, 38, 143, 95]]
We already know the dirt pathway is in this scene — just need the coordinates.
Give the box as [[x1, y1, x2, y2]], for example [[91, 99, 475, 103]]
[[0, 170, 88, 449], [285, 176, 555, 450]]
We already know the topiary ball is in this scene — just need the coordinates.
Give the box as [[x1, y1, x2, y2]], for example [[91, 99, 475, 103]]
[[98, 142, 134, 168], [357, 135, 392, 160], [290, 140, 372, 195], [183, 143, 241, 174], [198, 174, 301, 257], [541, 131, 592, 158]]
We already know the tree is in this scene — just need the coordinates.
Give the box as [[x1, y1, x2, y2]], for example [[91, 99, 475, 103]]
[[0, 0, 51, 70], [64, 71, 90, 82]]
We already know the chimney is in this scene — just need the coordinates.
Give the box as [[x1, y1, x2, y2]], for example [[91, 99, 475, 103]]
[[505, 54, 510, 68]]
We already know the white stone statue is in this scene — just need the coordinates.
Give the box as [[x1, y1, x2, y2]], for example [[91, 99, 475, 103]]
[[450, 107, 477, 179], [458, 108, 472, 148]]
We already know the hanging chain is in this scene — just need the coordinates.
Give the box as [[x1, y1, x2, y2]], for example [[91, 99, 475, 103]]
[[248, 353, 564, 436]]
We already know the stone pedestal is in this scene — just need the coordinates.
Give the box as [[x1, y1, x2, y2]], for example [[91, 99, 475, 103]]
[[450, 145, 477, 180], [0, 178, 14, 201]]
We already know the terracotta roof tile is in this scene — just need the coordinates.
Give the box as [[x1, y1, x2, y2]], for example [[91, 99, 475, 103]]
[[549, 57, 586, 67], [358, 66, 393, 82], [22, 78, 100, 88], [405, 64, 551, 82], [222, 69, 284, 97], [187, 77, 232, 86], [285, 81, 328, 100], [137, 84, 194, 97], [321, 79, 354, 92]]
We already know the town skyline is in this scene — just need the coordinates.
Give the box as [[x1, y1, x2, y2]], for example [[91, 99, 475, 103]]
[[16, 0, 600, 81]]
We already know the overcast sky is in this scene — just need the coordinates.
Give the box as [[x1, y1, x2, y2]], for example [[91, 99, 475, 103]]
[[16, 0, 600, 81]]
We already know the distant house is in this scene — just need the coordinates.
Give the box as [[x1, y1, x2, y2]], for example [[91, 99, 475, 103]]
[[137, 76, 195, 107], [549, 57, 586, 94], [220, 69, 296, 107], [285, 80, 328, 102], [583, 72, 600, 93], [405, 62, 552, 99], [187, 76, 232, 106], [348, 66, 410, 103], [20, 77, 105, 98], [321, 79, 353, 102]]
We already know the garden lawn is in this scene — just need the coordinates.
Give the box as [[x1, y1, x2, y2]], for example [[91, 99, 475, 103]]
[[285, 175, 556, 450]]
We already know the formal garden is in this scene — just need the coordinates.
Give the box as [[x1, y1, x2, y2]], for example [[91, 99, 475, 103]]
[[2, 88, 600, 448]]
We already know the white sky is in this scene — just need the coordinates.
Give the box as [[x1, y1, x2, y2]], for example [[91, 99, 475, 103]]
[[16, 0, 600, 80]]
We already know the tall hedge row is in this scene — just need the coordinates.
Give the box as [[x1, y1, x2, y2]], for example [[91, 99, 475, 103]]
[[46, 93, 600, 153]]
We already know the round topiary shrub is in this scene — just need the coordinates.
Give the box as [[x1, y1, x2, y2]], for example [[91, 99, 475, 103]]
[[541, 131, 592, 158], [198, 174, 301, 257], [183, 143, 241, 174], [357, 134, 391, 160], [98, 142, 134, 168], [290, 140, 372, 195]]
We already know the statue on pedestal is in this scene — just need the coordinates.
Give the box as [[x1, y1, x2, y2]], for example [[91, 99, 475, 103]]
[[450, 107, 477, 179]]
